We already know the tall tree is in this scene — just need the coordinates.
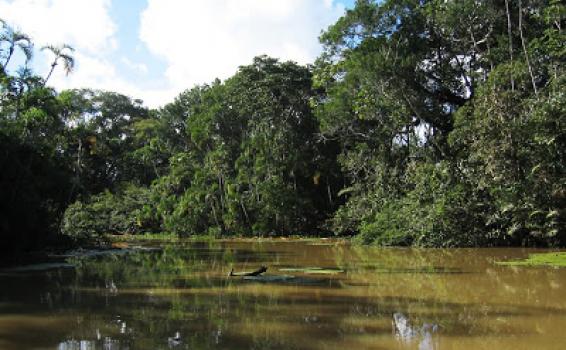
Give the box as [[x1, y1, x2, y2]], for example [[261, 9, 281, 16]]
[[0, 21, 33, 71], [42, 44, 75, 85]]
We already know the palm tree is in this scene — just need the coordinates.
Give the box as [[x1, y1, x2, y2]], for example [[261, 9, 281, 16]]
[[41, 44, 75, 85], [0, 20, 33, 72]]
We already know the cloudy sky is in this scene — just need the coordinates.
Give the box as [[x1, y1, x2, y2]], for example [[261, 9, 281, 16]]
[[0, 0, 354, 107]]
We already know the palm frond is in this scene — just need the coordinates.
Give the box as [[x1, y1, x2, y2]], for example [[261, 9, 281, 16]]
[[41, 44, 59, 54], [62, 44, 75, 52], [60, 53, 75, 75], [19, 42, 33, 61], [41, 43, 76, 82], [13, 31, 31, 43]]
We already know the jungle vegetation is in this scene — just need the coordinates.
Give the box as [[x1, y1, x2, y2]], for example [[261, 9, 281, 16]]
[[0, 0, 564, 258]]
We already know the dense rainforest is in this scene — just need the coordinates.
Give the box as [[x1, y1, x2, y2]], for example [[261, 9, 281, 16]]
[[0, 0, 564, 259]]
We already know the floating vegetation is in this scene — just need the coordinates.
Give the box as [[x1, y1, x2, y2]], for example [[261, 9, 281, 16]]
[[360, 265, 466, 274], [497, 252, 566, 268], [278, 267, 344, 275]]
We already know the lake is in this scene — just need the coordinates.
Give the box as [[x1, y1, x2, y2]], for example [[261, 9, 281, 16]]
[[1, 239, 565, 349]]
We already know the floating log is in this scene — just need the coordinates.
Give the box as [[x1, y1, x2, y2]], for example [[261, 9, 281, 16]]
[[229, 265, 267, 277]]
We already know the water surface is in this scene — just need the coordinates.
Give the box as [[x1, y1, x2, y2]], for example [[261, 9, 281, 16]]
[[1, 240, 565, 349]]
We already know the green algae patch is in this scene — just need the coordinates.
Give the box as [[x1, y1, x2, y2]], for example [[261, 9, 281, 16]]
[[278, 267, 345, 274], [497, 252, 566, 267]]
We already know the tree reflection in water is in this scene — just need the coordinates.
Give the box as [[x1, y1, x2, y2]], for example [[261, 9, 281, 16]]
[[393, 312, 439, 350], [2, 241, 566, 349]]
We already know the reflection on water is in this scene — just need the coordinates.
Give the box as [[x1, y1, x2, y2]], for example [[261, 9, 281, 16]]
[[58, 337, 121, 350], [393, 312, 438, 350], [1, 241, 566, 349]]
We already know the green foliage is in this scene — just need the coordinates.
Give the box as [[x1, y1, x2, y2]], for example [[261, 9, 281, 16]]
[[57, 89, 158, 194], [315, 0, 565, 247], [450, 69, 565, 245], [355, 162, 492, 247], [0, 21, 77, 257], [62, 185, 159, 241], [0, 131, 73, 256], [153, 57, 341, 237]]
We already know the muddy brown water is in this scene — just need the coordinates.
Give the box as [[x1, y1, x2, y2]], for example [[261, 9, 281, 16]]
[[0, 240, 565, 349]]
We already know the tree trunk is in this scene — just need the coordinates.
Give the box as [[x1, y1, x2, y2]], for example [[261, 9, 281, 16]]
[[44, 62, 57, 85], [4, 46, 14, 68], [327, 178, 333, 205], [518, 0, 538, 96], [210, 200, 220, 229], [15, 84, 22, 120], [77, 137, 82, 178], [240, 199, 250, 225], [504, 0, 515, 91]]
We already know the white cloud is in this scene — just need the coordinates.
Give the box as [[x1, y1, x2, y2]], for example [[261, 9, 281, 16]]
[[0, 0, 346, 108], [121, 57, 148, 74], [0, 0, 116, 53], [0, 0, 166, 106], [0, 0, 136, 99], [140, 0, 344, 90]]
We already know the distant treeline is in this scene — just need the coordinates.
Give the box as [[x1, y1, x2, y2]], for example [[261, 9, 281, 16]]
[[1, 0, 564, 256]]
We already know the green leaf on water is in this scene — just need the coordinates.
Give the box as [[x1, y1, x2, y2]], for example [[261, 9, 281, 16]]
[[278, 267, 344, 274], [496, 252, 566, 267]]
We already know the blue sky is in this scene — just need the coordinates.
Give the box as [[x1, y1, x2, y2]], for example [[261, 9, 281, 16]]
[[0, 0, 355, 107]]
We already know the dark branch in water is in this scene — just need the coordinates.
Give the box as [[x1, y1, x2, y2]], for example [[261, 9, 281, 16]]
[[229, 266, 267, 277]]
